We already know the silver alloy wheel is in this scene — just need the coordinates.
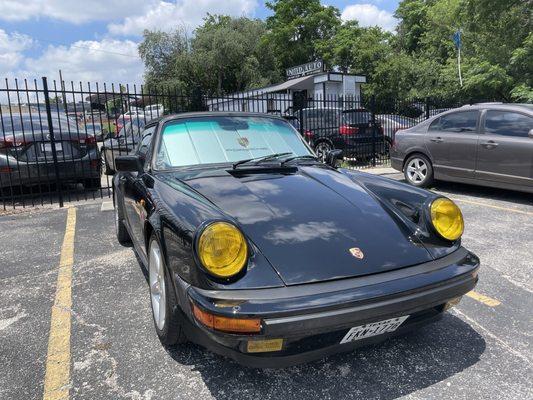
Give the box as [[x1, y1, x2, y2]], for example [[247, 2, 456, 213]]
[[149, 240, 166, 331], [406, 157, 428, 183], [315, 142, 332, 162]]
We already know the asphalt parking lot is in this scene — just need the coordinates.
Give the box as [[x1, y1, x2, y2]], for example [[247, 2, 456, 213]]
[[1, 173, 532, 400]]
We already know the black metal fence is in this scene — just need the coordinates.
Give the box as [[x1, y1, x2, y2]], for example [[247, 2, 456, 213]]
[[0, 77, 464, 209]]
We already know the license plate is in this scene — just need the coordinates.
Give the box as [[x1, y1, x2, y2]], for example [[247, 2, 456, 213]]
[[41, 142, 62, 152], [340, 315, 409, 344]]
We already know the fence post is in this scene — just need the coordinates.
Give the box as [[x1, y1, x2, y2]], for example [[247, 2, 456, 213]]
[[425, 97, 430, 120], [371, 95, 376, 167], [42, 77, 64, 208]]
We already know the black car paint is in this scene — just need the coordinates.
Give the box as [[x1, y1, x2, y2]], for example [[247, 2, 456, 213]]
[[114, 112, 479, 367]]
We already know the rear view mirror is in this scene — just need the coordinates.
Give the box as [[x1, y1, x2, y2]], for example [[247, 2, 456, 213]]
[[115, 155, 143, 173], [529, 129, 533, 139], [325, 149, 343, 168]]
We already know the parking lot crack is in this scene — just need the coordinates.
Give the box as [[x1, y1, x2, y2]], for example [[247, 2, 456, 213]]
[[72, 310, 154, 399]]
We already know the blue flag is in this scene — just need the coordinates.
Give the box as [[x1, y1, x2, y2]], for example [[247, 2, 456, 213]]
[[453, 30, 462, 49]]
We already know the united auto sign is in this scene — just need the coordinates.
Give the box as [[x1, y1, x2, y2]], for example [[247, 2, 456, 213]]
[[286, 60, 324, 80]]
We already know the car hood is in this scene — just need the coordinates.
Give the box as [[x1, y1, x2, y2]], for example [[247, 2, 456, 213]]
[[176, 165, 433, 286]]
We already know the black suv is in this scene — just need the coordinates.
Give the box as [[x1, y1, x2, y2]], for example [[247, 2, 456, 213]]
[[294, 107, 389, 161]]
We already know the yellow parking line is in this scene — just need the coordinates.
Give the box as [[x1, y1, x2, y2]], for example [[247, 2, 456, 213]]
[[43, 207, 76, 400], [466, 290, 501, 307], [452, 198, 533, 216]]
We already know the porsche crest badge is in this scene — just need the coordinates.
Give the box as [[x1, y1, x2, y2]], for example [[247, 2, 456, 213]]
[[349, 247, 364, 259], [238, 137, 250, 148]]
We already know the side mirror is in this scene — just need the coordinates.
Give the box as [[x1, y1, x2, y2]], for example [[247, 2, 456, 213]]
[[529, 129, 533, 139], [325, 149, 343, 167], [115, 155, 143, 173]]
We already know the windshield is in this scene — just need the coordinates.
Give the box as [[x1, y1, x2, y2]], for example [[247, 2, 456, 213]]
[[381, 115, 417, 125], [118, 119, 146, 138], [342, 110, 372, 125], [155, 116, 312, 169]]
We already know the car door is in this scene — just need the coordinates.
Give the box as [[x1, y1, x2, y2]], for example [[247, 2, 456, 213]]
[[476, 109, 533, 188], [424, 110, 480, 179], [121, 125, 156, 252]]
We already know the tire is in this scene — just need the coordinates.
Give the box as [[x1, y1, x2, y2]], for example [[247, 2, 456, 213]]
[[148, 234, 187, 346], [404, 154, 434, 188], [114, 190, 131, 245], [314, 141, 333, 162], [84, 178, 101, 190]]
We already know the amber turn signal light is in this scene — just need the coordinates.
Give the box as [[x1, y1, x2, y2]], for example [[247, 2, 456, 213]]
[[191, 303, 261, 334]]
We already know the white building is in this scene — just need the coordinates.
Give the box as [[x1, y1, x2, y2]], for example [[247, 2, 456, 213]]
[[206, 60, 366, 114]]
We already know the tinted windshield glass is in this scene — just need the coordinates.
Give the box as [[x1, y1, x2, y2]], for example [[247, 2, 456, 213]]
[[155, 116, 311, 168], [1, 115, 75, 133], [342, 110, 371, 124], [118, 119, 146, 137]]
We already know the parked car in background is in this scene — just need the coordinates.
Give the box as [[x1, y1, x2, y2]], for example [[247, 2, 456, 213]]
[[0, 113, 101, 191], [144, 103, 164, 117], [84, 122, 107, 141], [112, 112, 479, 367], [377, 114, 417, 138], [427, 108, 450, 118], [84, 110, 106, 123], [391, 103, 533, 193], [295, 107, 388, 161], [101, 118, 148, 174]]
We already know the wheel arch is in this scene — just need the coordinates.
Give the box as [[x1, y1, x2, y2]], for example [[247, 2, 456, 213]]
[[313, 137, 335, 148], [402, 150, 432, 171]]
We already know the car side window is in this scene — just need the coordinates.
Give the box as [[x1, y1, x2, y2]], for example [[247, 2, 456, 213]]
[[136, 126, 156, 160], [484, 111, 533, 138], [429, 111, 478, 133]]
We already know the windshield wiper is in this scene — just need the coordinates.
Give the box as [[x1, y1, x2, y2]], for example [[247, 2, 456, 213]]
[[232, 152, 293, 169], [280, 155, 318, 166]]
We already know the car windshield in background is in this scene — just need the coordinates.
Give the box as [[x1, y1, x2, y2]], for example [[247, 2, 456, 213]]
[[382, 115, 417, 125], [156, 116, 311, 169], [118, 119, 146, 137], [1, 115, 75, 133], [342, 110, 372, 124]]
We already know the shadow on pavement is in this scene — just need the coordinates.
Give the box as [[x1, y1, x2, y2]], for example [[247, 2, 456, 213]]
[[164, 314, 485, 400]]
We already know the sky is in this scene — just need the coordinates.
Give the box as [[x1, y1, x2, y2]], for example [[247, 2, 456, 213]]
[[0, 0, 400, 87]]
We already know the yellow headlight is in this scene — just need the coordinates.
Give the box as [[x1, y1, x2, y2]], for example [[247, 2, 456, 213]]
[[197, 222, 248, 278], [430, 198, 464, 241]]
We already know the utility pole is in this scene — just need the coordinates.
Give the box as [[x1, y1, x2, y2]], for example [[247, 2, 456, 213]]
[[59, 69, 68, 115]]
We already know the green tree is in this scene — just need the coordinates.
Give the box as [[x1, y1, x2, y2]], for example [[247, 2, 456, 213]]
[[138, 16, 278, 95], [138, 28, 190, 91], [190, 15, 278, 94], [263, 0, 341, 73]]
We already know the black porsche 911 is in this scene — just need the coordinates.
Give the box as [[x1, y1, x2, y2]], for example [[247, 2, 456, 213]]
[[113, 112, 479, 368]]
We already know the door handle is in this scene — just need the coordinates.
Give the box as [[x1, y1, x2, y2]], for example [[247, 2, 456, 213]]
[[481, 140, 498, 149], [430, 137, 443, 143]]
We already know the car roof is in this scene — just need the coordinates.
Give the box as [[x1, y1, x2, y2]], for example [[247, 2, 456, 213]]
[[455, 103, 533, 112], [156, 111, 287, 125]]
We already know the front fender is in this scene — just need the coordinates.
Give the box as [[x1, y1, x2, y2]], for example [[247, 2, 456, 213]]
[[339, 169, 461, 259], [152, 174, 285, 291]]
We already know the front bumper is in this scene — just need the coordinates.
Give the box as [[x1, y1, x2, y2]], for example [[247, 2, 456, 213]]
[[390, 156, 404, 172], [177, 247, 479, 368]]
